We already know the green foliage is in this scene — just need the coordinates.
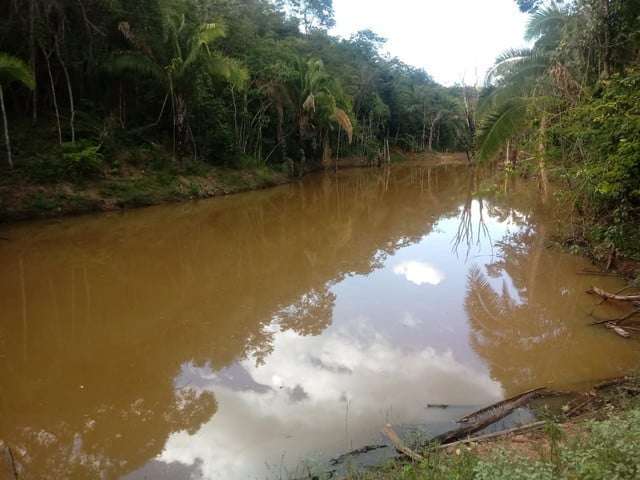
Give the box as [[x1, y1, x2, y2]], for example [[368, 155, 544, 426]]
[[356, 405, 640, 480], [477, 98, 529, 161], [556, 70, 640, 205], [61, 141, 104, 180], [0, 53, 35, 89]]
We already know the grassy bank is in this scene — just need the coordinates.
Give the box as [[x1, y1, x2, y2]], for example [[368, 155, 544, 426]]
[[0, 147, 291, 223], [350, 399, 640, 480]]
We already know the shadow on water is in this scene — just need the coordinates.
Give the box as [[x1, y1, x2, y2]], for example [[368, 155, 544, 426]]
[[0, 164, 637, 479]]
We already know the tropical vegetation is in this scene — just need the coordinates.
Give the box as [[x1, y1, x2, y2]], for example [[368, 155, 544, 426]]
[[476, 0, 640, 261], [0, 0, 466, 184]]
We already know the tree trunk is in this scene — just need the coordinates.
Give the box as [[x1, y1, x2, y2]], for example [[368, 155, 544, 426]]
[[538, 114, 549, 202], [276, 101, 286, 162], [30, 0, 37, 124], [42, 46, 62, 145], [0, 85, 13, 168], [175, 94, 188, 158], [55, 35, 75, 143], [429, 111, 443, 152], [505, 139, 511, 167], [601, 0, 610, 78]]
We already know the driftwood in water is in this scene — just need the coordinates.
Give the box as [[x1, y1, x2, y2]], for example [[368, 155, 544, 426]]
[[437, 388, 548, 445], [382, 424, 425, 462], [577, 270, 622, 278], [605, 322, 632, 338], [439, 421, 546, 450], [587, 287, 640, 302], [594, 376, 632, 390], [458, 388, 546, 424], [1, 446, 17, 480], [591, 309, 640, 326]]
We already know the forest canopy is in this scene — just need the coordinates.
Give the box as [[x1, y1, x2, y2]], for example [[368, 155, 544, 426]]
[[0, 0, 468, 175]]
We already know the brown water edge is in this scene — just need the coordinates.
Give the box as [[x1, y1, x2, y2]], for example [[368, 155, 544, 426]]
[[0, 164, 637, 479]]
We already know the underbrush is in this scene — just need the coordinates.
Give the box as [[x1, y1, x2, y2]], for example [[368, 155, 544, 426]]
[[350, 404, 640, 480]]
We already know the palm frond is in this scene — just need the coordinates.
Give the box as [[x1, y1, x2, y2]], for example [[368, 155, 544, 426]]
[[486, 48, 548, 85], [105, 52, 165, 83], [205, 54, 249, 89], [333, 108, 353, 144], [0, 53, 35, 89], [525, 3, 568, 41], [476, 98, 530, 161]]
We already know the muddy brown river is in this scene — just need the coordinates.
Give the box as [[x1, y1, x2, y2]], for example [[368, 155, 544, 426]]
[[0, 164, 638, 479]]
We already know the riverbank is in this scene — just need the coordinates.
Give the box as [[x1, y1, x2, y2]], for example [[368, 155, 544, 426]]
[[351, 378, 640, 480], [0, 161, 290, 223], [0, 151, 466, 223]]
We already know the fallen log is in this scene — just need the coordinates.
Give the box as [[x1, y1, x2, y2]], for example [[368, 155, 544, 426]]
[[587, 287, 640, 302], [436, 388, 548, 444], [439, 421, 546, 450], [457, 388, 546, 424], [382, 424, 425, 462], [594, 376, 631, 390]]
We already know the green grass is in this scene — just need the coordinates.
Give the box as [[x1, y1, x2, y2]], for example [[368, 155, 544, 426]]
[[349, 404, 640, 480]]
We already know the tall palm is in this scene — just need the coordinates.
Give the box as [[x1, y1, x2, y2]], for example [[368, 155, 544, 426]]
[[291, 58, 353, 156], [477, 3, 570, 167], [0, 53, 35, 168], [109, 13, 247, 157]]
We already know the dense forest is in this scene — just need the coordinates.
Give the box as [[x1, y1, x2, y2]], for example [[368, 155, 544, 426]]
[[0, 0, 467, 178]]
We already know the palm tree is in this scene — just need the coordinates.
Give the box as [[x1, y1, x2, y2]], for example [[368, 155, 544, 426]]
[[291, 58, 353, 167], [475, 4, 572, 195], [109, 13, 248, 158], [0, 53, 35, 168]]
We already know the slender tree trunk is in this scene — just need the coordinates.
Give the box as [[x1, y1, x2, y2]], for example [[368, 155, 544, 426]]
[[55, 35, 75, 143], [175, 94, 188, 158], [428, 111, 442, 152], [30, 0, 37, 124], [0, 85, 13, 168], [538, 114, 549, 202], [276, 102, 286, 162], [505, 139, 511, 167], [601, 0, 610, 78], [335, 124, 341, 174], [42, 46, 62, 145]]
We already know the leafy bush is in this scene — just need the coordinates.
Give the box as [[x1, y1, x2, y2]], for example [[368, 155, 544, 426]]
[[19, 140, 104, 183], [61, 140, 104, 180], [355, 405, 640, 480]]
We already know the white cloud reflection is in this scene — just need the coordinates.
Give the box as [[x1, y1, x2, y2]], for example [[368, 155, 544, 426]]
[[155, 323, 500, 479], [394, 261, 445, 286]]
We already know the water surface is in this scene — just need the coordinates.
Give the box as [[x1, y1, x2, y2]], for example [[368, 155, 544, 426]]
[[0, 165, 637, 479]]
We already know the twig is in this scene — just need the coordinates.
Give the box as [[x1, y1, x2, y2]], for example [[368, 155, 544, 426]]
[[439, 421, 546, 450], [590, 309, 640, 326], [565, 395, 596, 417], [587, 287, 640, 302], [382, 424, 425, 462], [577, 270, 622, 278]]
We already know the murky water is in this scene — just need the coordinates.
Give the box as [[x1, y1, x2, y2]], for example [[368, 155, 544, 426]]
[[0, 165, 638, 479]]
